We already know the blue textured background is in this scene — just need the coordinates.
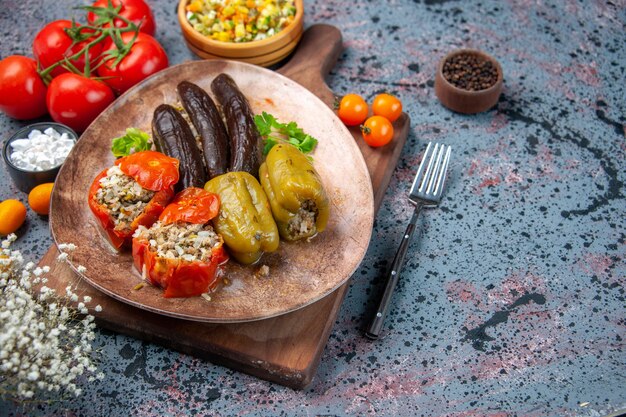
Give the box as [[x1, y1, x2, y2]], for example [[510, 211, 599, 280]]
[[1, 0, 625, 416]]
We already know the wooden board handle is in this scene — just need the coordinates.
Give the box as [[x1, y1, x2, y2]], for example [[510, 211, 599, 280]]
[[277, 24, 343, 106]]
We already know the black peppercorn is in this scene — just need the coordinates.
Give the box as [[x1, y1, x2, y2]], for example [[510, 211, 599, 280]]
[[442, 53, 499, 91]]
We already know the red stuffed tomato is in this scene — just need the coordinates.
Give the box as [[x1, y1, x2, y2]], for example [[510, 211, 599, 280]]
[[132, 187, 228, 298], [159, 187, 220, 225], [97, 31, 168, 94], [88, 150, 179, 249], [87, 0, 156, 36], [33, 20, 103, 78], [0, 56, 47, 120], [47, 73, 115, 132], [117, 150, 181, 191]]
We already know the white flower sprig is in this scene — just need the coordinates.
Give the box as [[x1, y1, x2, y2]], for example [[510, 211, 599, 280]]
[[0, 235, 104, 401]]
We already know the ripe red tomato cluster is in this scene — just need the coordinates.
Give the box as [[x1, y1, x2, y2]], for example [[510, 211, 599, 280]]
[[336, 93, 403, 147], [0, 0, 168, 132]]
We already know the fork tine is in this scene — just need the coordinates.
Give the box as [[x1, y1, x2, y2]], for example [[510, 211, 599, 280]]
[[418, 142, 439, 193], [425, 144, 445, 195], [433, 145, 451, 196], [411, 141, 432, 193]]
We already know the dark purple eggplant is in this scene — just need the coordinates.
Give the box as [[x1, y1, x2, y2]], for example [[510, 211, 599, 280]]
[[152, 104, 207, 192], [210, 73, 263, 176], [177, 81, 230, 179]]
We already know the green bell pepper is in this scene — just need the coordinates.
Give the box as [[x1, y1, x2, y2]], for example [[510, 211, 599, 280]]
[[204, 172, 279, 264], [259, 143, 329, 241]]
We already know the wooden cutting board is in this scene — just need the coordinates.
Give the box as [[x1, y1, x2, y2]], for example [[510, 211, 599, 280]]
[[39, 24, 409, 389]]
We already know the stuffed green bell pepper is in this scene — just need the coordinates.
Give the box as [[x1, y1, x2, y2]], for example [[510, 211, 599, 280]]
[[259, 143, 330, 241], [204, 172, 279, 264]]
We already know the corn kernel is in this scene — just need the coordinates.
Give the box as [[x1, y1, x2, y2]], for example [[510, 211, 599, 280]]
[[235, 23, 246, 38], [222, 6, 235, 17], [186, 1, 202, 12]]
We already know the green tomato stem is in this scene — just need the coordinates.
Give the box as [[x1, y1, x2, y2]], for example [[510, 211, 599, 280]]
[[37, 4, 142, 83]]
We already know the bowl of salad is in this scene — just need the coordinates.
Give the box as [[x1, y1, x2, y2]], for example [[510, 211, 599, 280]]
[[178, 0, 303, 67]]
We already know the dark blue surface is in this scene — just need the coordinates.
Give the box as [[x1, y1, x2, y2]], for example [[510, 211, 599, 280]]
[[1, 0, 625, 416]]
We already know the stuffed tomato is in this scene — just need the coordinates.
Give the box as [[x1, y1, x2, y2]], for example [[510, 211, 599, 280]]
[[88, 150, 179, 249], [132, 187, 228, 298]]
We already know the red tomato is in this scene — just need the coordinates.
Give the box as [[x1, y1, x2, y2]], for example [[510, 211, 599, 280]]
[[88, 168, 175, 249], [132, 237, 228, 298], [0, 56, 47, 120], [372, 93, 403, 122], [97, 31, 168, 94], [32, 20, 103, 79], [159, 187, 220, 225], [361, 115, 394, 147], [46, 73, 115, 132], [87, 0, 156, 36], [337, 94, 368, 126], [116, 150, 180, 192]]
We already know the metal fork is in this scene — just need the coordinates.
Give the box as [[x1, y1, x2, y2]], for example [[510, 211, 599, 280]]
[[365, 142, 452, 340]]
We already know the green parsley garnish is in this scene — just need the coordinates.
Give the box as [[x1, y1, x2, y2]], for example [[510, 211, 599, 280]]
[[254, 112, 318, 155], [111, 128, 151, 157]]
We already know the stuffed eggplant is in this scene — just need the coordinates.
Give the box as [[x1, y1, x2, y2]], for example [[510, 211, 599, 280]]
[[210, 73, 263, 176], [88, 150, 179, 249], [152, 104, 207, 192], [177, 81, 230, 179]]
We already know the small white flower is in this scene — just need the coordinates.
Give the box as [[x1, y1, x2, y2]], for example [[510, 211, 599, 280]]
[[0, 236, 99, 400], [57, 243, 76, 252], [77, 265, 87, 274], [94, 305, 102, 313], [56, 252, 68, 262]]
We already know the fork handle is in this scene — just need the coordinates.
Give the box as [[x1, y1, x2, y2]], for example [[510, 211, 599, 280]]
[[365, 202, 424, 340]]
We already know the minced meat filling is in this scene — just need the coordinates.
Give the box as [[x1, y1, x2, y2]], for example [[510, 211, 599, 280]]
[[287, 199, 317, 239], [134, 221, 221, 263], [95, 166, 155, 232]]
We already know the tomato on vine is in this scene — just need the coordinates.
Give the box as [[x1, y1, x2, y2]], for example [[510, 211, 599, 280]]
[[97, 31, 168, 94], [87, 0, 156, 36], [32, 20, 103, 79], [337, 94, 368, 126], [0, 0, 165, 122], [46, 73, 115, 132], [360, 115, 394, 147], [372, 93, 402, 122], [0, 56, 48, 120]]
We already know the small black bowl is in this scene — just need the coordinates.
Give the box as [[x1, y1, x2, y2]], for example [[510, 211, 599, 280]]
[[2, 122, 78, 193]]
